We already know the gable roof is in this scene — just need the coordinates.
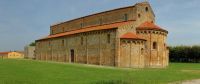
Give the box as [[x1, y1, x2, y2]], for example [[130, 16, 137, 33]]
[[136, 21, 168, 32], [120, 32, 146, 40], [37, 20, 134, 41]]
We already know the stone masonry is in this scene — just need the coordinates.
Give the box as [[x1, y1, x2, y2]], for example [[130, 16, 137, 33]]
[[35, 2, 169, 68]]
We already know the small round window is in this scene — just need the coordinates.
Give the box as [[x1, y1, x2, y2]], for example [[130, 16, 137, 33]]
[[145, 7, 149, 12]]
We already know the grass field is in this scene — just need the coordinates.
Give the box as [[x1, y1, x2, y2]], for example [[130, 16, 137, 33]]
[[0, 59, 200, 84]]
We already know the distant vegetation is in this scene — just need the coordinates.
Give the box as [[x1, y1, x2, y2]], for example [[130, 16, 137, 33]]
[[169, 45, 200, 63], [29, 42, 36, 46]]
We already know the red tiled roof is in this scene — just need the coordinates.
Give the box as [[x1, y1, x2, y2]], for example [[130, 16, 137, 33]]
[[120, 32, 146, 40], [136, 21, 167, 32], [0, 52, 10, 54], [37, 20, 134, 41]]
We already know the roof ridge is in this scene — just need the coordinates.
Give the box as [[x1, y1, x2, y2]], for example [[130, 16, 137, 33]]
[[37, 20, 134, 41]]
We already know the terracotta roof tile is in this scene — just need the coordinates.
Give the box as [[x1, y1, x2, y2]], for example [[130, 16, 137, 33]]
[[137, 21, 167, 32], [37, 20, 134, 41], [120, 32, 146, 40], [0, 52, 10, 55]]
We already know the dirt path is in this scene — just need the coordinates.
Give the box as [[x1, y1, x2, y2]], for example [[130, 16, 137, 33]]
[[181, 79, 200, 84], [170, 79, 200, 84]]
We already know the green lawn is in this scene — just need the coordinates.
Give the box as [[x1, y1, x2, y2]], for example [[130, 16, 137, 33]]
[[0, 59, 200, 84]]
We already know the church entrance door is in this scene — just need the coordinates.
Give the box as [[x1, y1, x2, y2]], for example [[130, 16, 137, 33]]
[[70, 49, 74, 63]]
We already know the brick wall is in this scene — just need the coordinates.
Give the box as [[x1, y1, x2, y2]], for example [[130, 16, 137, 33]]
[[36, 29, 117, 66], [137, 30, 168, 68], [35, 2, 169, 68], [50, 7, 136, 35], [120, 39, 145, 68]]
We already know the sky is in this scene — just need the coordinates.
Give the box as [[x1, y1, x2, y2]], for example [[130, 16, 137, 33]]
[[0, 0, 200, 51]]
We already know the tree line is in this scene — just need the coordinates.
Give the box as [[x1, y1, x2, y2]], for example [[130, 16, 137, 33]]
[[169, 45, 200, 63]]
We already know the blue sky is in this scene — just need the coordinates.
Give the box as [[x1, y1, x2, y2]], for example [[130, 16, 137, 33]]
[[0, 0, 200, 51]]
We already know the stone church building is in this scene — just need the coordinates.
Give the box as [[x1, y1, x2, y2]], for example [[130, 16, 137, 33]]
[[35, 2, 169, 68]]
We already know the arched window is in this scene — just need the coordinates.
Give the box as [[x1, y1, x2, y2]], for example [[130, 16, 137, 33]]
[[138, 13, 141, 18], [62, 39, 65, 46], [81, 37, 83, 45], [124, 13, 128, 21], [145, 7, 149, 12], [107, 34, 111, 43], [153, 42, 157, 49]]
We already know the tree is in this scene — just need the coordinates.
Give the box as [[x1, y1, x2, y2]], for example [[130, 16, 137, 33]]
[[169, 45, 200, 63], [29, 42, 36, 46]]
